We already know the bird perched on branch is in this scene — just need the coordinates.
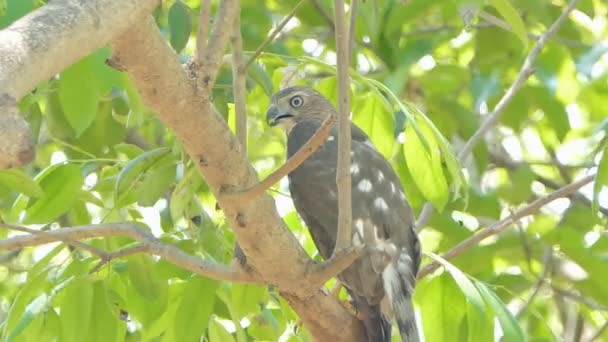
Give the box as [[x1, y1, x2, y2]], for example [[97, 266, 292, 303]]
[[266, 86, 421, 342]]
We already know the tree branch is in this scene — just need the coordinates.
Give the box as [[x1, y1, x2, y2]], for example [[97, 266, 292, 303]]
[[418, 174, 594, 279], [197, 0, 240, 93], [111, 15, 366, 341], [0, 223, 260, 283], [243, 0, 306, 71], [347, 0, 358, 64], [195, 0, 212, 64], [306, 245, 364, 290], [1, 222, 111, 260], [333, 0, 353, 253], [221, 114, 335, 203], [458, 0, 579, 160], [415, 0, 579, 230], [231, 5, 247, 149], [0, 0, 160, 101]]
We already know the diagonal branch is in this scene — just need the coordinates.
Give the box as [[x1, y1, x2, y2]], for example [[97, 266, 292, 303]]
[[333, 0, 353, 253], [2, 223, 110, 259], [458, 0, 580, 160], [197, 0, 240, 93], [231, 5, 247, 149], [415, 0, 580, 230], [243, 0, 307, 71], [195, 0, 212, 64], [111, 15, 367, 341], [221, 113, 335, 203], [0, 223, 260, 283], [306, 245, 365, 290], [418, 174, 594, 279]]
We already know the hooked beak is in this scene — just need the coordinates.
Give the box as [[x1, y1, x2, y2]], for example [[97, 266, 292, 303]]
[[266, 105, 294, 127]]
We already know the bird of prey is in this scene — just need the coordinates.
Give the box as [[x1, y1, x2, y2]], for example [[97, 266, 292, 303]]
[[266, 86, 421, 342]]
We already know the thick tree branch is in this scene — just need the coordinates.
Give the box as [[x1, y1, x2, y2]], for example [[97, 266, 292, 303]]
[[221, 114, 335, 203], [231, 7, 247, 149], [418, 174, 594, 279], [0, 0, 159, 168], [195, 0, 212, 63], [0, 223, 258, 283], [333, 0, 353, 253], [0, 0, 160, 101], [415, 0, 579, 230], [111, 15, 366, 341], [243, 0, 306, 71], [0, 95, 34, 168]]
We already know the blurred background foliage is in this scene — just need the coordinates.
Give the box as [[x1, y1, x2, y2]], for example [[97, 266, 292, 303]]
[[1, 0, 608, 341]]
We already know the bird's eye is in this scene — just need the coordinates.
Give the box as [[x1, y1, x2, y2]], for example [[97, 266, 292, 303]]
[[289, 95, 303, 108]]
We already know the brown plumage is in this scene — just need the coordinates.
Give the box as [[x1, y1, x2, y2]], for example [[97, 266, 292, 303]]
[[266, 86, 421, 342]]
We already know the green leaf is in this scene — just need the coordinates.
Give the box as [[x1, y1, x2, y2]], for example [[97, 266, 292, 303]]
[[22, 164, 84, 224], [489, 0, 528, 50], [58, 56, 100, 136], [352, 92, 395, 158], [418, 274, 466, 342], [476, 282, 524, 342], [125, 255, 168, 326], [0, 169, 43, 197], [114, 147, 171, 202], [426, 254, 485, 312], [5, 294, 48, 342], [59, 278, 94, 342], [593, 144, 608, 214], [208, 319, 236, 342], [168, 1, 192, 53], [89, 280, 125, 342], [137, 161, 176, 207], [403, 121, 449, 211], [172, 277, 219, 341], [248, 62, 274, 97]]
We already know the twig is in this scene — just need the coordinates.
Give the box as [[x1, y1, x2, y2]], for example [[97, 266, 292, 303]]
[[221, 114, 335, 203], [198, 0, 240, 92], [90, 243, 148, 273], [0, 223, 260, 283], [306, 245, 364, 290], [490, 151, 608, 215], [549, 282, 608, 312], [195, 0, 212, 64], [0, 249, 21, 263], [587, 320, 608, 342], [418, 174, 594, 279], [415, 0, 579, 231], [311, 0, 335, 30], [1, 223, 110, 260], [230, 6, 247, 149], [333, 0, 352, 253], [243, 0, 306, 71], [515, 249, 553, 319], [347, 0, 358, 64], [458, 0, 579, 161]]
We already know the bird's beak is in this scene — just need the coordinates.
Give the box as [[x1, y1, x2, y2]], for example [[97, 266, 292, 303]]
[[266, 105, 293, 127]]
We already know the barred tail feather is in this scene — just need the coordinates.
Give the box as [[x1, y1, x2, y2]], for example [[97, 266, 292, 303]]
[[382, 262, 420, 342], [354, 296, 392, 342]]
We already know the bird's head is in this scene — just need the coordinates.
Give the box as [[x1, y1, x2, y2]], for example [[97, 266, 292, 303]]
[[266, 86, 335, 132]]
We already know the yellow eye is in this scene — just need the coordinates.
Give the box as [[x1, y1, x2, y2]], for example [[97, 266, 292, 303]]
[[289, 95, 303, 108]]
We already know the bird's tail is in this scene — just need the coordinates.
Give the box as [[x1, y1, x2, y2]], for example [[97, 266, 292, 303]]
[[382, 263, 420, 342], [354, 296, 392, 342]]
